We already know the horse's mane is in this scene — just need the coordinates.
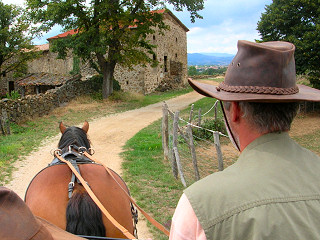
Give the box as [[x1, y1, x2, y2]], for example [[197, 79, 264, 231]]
[[58, 126, 91, 152], [58, 125, 105, 236]]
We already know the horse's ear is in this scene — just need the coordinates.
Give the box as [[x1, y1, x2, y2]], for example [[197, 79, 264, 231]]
[[82, 121, 89, 133], [59, 122, 67, 134]]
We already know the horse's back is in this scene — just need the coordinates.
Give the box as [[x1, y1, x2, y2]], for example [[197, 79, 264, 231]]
[[25, 163, 134, 238]]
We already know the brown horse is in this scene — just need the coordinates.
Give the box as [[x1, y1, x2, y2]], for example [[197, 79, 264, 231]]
[[25, 121, 137, 239]]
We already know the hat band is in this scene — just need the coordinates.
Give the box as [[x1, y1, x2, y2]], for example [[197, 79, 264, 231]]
[[218, 82, 299, 95]]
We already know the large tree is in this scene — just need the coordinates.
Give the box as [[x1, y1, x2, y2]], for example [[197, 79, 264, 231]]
[[26, 0, 204, 98], [0, 2, 37, 84], [257, 0, 320, 88]]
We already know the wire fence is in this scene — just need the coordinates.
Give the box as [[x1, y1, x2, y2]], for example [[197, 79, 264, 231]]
[[162, 101, 239, 187]]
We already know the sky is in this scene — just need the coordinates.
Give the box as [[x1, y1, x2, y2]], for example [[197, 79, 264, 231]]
[[3, 0, 273, 54]]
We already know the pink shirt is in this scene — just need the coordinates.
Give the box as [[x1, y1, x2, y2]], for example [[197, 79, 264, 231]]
[[169, 193, 207, 240]]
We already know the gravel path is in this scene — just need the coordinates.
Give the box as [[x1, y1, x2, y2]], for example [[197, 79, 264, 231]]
[[4, 91, 204, 239]]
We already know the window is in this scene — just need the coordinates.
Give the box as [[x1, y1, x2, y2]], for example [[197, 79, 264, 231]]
[[164, 56, 168, 72], [8, 81, 14, 93]]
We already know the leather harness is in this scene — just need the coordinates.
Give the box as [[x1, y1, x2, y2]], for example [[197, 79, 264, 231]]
[[52, 146, 169, 239], [50, 146, 94, 199]]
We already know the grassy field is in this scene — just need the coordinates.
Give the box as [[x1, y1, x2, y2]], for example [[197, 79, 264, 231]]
[[121, 96, 232, 239], [2, 77, 320, 240], [0, 87, 192, 184], [121, 96, 320, 240]]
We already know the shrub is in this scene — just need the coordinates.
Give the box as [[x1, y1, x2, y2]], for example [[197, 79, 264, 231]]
[[6, 91, 20, 100], [192, 118, 226, 141], [89, 74, 121, 91]]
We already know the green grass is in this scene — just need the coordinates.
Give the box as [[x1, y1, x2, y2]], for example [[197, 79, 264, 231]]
[[122, 119, 183, 240], [4, 82, 319, 239], [292, 130, 320, 155], [0, 87, 192, 184], [121, 96, 227, 239], [121, 97, 320, 239]]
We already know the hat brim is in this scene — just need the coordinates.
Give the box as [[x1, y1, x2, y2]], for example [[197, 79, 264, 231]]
[[37, 217, 85, 240], [188, 79, 320, 102]]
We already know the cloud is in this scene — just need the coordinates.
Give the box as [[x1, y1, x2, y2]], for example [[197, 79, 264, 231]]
[[4, 0, 273, 53], [187, 19, 261, 54], [2, 0, 26, 6], [171, 0, 272, 53]]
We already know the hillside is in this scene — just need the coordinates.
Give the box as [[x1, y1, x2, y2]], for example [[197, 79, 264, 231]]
[[188, 53, 235, 66]]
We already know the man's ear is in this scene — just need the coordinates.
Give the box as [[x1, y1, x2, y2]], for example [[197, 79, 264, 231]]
[[230, 102, 241, 122]]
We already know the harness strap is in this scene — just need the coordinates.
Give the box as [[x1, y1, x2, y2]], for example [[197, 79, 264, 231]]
[[68, 159, 82, 198], [82, 152, 170, 237], [54, 151, 136, 240]]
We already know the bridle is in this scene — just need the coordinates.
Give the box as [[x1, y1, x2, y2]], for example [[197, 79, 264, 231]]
[[53, 146, 169, 239]]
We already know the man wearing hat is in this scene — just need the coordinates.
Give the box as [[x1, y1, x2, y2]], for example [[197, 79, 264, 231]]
[[169, 40, 320, 240]]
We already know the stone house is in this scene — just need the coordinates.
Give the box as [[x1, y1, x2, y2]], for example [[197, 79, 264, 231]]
[[1, 9, 189, 96]]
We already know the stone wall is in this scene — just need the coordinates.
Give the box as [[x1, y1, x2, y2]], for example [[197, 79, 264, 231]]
[[1, 11, 188, 96], [27, 11, 188, 95], [142, 13, 188, 94], [112, 12, 189, 94], [0, 76, 101, 123], [28, 50, 74, 75]]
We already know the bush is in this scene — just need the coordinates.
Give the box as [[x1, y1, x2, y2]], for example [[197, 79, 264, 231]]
[[113, 78, 121, 91], [6, 90, 20, 100], [192, 118, 226, 141], [307, 71, 320, 90], [89, 74, 121, 91]]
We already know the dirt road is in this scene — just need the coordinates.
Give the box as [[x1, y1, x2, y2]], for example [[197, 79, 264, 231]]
[[4, 91, 204, 239]]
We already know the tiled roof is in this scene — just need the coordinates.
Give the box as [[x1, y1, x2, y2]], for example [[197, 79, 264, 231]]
[[46, 9, 188, 40], [47, 29, 79, 41], [17, 73, 71, 86]]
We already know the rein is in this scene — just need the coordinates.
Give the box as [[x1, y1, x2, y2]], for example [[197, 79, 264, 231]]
[[54, 148, 170, 239]]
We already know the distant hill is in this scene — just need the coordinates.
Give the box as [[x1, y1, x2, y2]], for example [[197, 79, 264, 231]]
[[188, 53, 235, 66]]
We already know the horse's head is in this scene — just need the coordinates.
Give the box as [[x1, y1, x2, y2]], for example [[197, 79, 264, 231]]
[[58, 121, 91, 153]]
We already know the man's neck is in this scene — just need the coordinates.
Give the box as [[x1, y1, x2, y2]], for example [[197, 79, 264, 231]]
[[238, 122, 267, 152]]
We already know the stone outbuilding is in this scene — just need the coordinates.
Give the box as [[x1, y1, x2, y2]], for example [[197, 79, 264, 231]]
[[1, 9, 189, 96], [17, 73, 73, 96]]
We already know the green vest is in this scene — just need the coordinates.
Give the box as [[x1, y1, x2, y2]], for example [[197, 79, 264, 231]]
[[185, 132, 320, 240]]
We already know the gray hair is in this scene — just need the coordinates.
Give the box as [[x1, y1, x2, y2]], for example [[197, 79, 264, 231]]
[[223, 101, 299, 133]]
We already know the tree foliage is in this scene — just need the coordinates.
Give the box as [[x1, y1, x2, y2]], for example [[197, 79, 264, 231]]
[[0, 2, 38, 80], [188, 66, 227, 76], [188, 66, 197, 76], [257, 0, 320, 88], [26, 0, 204, 98]]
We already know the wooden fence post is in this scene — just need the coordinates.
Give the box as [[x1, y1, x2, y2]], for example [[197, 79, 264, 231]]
[[187, 124, 200, 181], [0, 109, 11, 135], [214, 104, 218, 122], [171, 111, 179, 179], [173, 147, 187, 187], [213, 131, 223, 171], [162, 102, 169, 160], [189, 104, 194, 123], [198, 108, 202, 126]]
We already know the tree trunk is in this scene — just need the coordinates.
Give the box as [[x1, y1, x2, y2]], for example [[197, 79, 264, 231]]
[[97, 52, 117, 99], [102, 62, 116, 99]]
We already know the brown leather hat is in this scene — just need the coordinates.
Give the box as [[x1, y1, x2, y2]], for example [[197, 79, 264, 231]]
[[0, 187, 85, 240], [189, 40, 320, 102]]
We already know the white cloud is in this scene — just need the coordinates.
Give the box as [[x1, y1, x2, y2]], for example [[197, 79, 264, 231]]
[[187, 19, 261, 54], [2, 0, 26, 6]]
